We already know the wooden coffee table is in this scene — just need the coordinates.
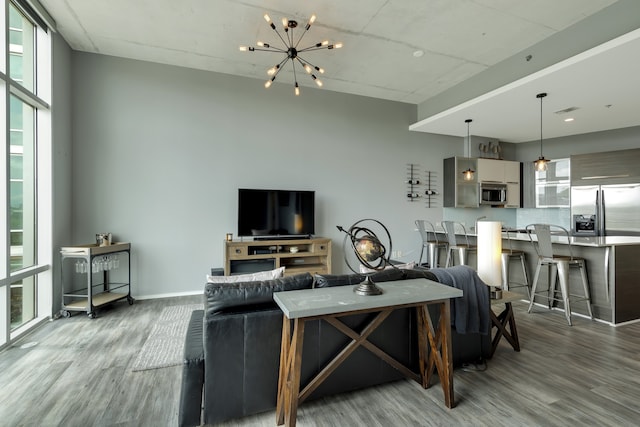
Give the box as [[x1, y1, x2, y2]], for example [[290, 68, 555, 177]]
[[273, 278, 463, 427]]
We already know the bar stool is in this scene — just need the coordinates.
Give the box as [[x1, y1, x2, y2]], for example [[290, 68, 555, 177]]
[[525, 223, 594, 326], [442, 221, 476, 267], [501, 228, 530, 297], [415, 220, 448, 268]]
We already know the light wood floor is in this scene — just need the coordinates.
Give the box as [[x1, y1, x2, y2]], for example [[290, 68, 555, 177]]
[[1, 296, 639, 426]]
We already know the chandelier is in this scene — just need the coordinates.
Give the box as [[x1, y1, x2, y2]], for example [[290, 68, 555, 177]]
[[239, 14, 342, 95]]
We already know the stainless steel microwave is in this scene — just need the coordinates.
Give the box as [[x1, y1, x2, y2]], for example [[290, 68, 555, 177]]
[[480, 182, 507, 206]]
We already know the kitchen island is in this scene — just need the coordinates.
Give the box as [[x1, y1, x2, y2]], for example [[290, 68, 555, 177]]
[[502, 233, 640, 325]]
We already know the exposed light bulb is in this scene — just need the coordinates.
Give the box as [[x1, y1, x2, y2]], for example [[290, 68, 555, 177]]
[[534, 158, 549, 172], [267, 66, 277, 75], [317, 66, 325, 74], [312, 75, 323, 87], [264, 13, 275, 29], [309, 15, 316, 24], [257, 41, 269, 48], [295, 83, 300, 96], [239, 46, 248, 52], [304, 64, 312, 74], [264, 76, 276, 89], [282, 18, 288, 28], [334, 42, 343, 49], [321, 40, 329, 46]]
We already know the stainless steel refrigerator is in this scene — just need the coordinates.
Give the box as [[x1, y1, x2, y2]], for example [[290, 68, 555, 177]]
[[571, 184, 640, 236]]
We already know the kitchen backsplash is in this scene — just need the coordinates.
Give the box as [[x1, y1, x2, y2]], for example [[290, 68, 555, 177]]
[[442, 207, 570, 231], [516, 208, 571, 230]]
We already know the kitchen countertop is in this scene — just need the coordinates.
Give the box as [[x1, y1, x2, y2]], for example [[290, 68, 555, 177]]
[[505, 233, 640, 247], [435, 229, 640, 247]]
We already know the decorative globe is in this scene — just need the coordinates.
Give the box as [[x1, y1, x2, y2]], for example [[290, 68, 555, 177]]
[[337, 219, 394, 296], [355, 235, 384, 264]]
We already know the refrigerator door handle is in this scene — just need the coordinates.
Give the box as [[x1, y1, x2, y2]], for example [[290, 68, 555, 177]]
[[595, 190, 601, 235], [601, 190, 606, 236]]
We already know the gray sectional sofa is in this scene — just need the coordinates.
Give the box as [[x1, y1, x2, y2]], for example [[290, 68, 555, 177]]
[[178, 267, 491, 426]]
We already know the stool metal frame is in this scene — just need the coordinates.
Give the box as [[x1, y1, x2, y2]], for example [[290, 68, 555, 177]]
[[416, 220, 447, 268], [501, 228, 530, 297], [442, 221, 476, 267], [525, 223, 593, 326]]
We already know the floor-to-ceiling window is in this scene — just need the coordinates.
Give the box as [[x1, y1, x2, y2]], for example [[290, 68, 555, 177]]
[[1, 0, 53, 348]]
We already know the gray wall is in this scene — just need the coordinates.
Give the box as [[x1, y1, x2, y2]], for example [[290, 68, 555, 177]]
[[63, 51, 640, 303], [51, 33, 73, 313], [69, 53, 461, 299]]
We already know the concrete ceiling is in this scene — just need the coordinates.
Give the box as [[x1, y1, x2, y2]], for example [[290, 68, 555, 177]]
[[40, 0, 637, 142]]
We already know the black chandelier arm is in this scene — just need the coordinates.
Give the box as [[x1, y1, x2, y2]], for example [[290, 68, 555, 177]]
[[283, 26, 293, 47], [249, 46, 288, 54], [295, 56, 323, 75], [293, 15, 316, 49], [291, 55, 298, 80], [268, 24, 290, 48], [269, 56, 290, 79], [298, 44, 339, 53], [293, 25, 312, 50]]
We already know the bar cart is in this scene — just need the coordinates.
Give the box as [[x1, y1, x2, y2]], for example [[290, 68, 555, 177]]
[[60, 242, 133, 319]]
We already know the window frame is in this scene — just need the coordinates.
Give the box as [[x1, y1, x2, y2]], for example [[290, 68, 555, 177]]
[[1, 0, 54, 348]]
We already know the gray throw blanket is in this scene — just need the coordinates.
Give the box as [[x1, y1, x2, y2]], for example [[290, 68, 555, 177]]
[[429, 266, 490, 335]]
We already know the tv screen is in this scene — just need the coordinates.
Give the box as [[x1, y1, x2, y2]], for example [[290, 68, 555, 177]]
[[237, 189, 315, 238]]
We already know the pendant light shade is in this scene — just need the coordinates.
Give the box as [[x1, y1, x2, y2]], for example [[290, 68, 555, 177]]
[[533, 92, 550, 172], [462, 119, 475, 181]]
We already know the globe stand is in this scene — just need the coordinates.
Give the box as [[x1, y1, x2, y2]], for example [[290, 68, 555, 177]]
[[337, 219, 393, 297], [353, 275, 383, 296]]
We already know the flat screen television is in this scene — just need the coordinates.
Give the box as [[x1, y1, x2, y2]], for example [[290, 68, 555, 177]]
[[237, 189, 315, 239]]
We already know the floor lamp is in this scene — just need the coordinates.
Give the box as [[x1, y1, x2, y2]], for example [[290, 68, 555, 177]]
[[477, 221, 503, 299]]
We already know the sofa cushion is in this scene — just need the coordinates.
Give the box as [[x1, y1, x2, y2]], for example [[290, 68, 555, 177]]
[[314, 267, 436, 289], [205, 272, 314, 316], [313, 272, 364, 288], [205, 266, 285, 283], [359, 261, 416, 274]]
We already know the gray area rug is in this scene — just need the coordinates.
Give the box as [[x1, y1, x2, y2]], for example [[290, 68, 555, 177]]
[[131, 303, 202, 372]]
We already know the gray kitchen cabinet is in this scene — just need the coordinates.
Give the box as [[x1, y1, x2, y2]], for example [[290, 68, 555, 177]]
[[443, 157, 479, 208], [477, 158, 504, 182], [571, 148, 640, 186]]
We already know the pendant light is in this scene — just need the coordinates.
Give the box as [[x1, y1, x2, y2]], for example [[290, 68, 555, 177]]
[[533, 92, 550, 172], [462, 119, 475, 181]]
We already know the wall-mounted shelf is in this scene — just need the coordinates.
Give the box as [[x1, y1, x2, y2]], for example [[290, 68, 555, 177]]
[[406, 163, 439, 207]]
